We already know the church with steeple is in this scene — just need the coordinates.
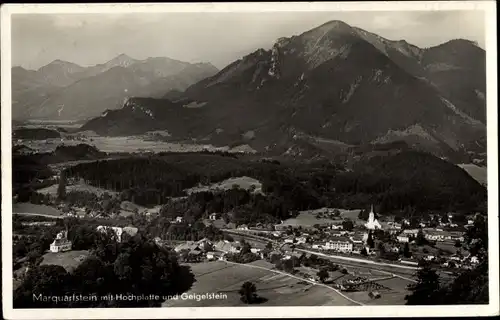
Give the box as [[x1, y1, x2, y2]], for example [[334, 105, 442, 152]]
[[364, 205, 382, 230]]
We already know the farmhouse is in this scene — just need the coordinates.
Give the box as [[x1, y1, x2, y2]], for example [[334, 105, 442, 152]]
[[206, 251, 223, 260], [387, 227, 402, 235], [209, 212, 220, 220], [350, 234, 364, 245], [214, 240, 241, 253], [237, 224, 249, 230], [330, 230, 348, 237], [330, 224, 343, 230], [402, 229, 419, 237], [397, 233, 410, 243], [49, 230, 72, 253], [175, 216, 184, 223], [174, 242, 201, 253], [296, 236, 307, 244]]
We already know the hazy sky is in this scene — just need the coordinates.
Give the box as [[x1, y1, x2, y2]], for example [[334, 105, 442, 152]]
[[12, 10, 485, 70]]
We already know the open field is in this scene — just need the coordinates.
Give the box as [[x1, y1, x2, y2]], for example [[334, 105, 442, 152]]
[[15, 135, 253, 154], [281, 212, 339, 228], [40, 250, 90, 273], [458, 163, 487, 185], [37, 182, 118, 197], [13, 203, 64, 218], [341, 276, 413, 305], [186, 176, 263, 195], [280, 208, 362, 228], [162, 260, 360, 307]]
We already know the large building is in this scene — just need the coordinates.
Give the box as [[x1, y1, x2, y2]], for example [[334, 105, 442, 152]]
[[49, 230, 72, 253], [324, 237, 354, 253], [96, 225, 138, 243], [364, 205, 382, 230]]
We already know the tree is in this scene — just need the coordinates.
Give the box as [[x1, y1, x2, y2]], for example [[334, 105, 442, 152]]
[[266, 242, 273, 250], [403, 242, 412, 258], [239, 281, 257, 304], [14, 265, 71, 308], [57, 170, 67, 200], [340, 268, 348, 274], [405, 262, 441, 305], [454, 240, 462, 248], [342, 219, 354, 231], [378, 242, 386, 256], [416, 229, 427, 246], [240, 242, 252, 255], [317, 268, 329, 283], [441, 214, 449, 224], [367, 232, 375, 248], [360, 247, 368, 256]]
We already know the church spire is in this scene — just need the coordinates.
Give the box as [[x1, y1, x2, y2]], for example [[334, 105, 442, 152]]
[[370, 204, 374, 213]]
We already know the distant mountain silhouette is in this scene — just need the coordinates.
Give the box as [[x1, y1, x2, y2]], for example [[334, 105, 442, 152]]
[[11, 55, 219, 120]]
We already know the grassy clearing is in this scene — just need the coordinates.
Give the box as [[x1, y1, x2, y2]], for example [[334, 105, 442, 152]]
[[40, 250, 90, 273], [281, 208, 362, 228], [186, 176, 263, 195], [37, 183, 118, 197]]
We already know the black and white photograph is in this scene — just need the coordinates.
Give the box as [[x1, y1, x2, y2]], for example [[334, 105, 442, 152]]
[[1, 2, 498, 319]]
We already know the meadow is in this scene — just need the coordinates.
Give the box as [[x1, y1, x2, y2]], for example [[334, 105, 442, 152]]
[[162, 260, 359, 307]]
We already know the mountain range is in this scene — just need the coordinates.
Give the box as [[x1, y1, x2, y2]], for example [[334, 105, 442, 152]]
[[81, 20, 486, 161], [11, 54, 219, 120]]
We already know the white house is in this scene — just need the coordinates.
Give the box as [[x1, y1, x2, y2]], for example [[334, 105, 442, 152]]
[[397, 233, 410, 243], [206, 251, 223, 260], [50, 230, 72, 253], [402, 229, 419, 237], [175, 216, 184, 223], [296, 236, 307, 244], [312, 243, 324, 250], [284, 238, 294, 244], [237, 224, 249, 230]]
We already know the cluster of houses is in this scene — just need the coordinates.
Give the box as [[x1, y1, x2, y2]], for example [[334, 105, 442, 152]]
[[171, 238, 266, 262], [395, 228, 465, 243]]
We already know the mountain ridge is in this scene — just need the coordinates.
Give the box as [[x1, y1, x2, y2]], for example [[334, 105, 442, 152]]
[[81, 20, 486, 161], [12, 54, 219, 120]]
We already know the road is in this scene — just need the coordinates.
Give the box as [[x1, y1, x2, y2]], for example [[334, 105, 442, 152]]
[[222, 229, 418, 282], [223, 229, 418, 271], [223, 260, 364, 306]]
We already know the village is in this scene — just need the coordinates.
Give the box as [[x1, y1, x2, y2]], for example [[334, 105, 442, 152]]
[[166, 206, 479, 272]]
